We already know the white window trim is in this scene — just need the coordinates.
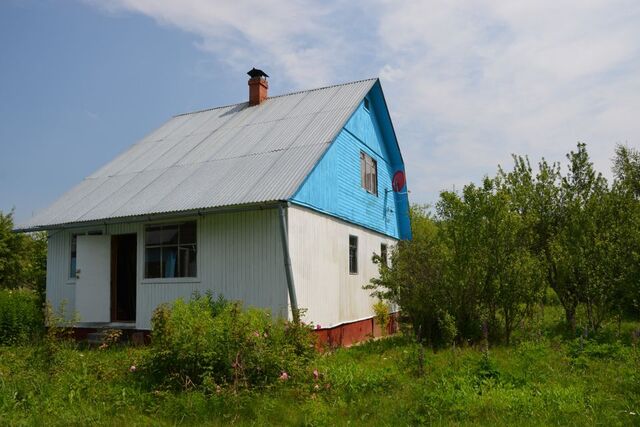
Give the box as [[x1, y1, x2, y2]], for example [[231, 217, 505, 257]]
[[143, 218, 200, 281]]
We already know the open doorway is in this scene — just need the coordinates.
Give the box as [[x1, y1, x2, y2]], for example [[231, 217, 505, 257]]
[[111, 234, 137, 322]]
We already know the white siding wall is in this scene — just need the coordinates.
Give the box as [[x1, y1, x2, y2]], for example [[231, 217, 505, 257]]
[[46, 230, 76, 316], [288, 205, 397, 328], [45, 209, 289, 329]]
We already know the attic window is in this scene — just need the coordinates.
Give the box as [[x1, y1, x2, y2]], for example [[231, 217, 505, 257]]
[[364, 97, 370, 111], [360, 151, 378, 196], [144, 221, 197, 279]]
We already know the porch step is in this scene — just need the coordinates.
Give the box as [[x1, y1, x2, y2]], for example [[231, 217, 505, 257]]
[[82, 326, 147, 346]]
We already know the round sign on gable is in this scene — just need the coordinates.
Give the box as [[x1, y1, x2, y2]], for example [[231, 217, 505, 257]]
[[392, 171, 406, 192]]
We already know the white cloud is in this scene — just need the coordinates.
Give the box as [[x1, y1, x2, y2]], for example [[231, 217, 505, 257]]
[[85, 0, 352, 88], [86, 0, 640, 203]]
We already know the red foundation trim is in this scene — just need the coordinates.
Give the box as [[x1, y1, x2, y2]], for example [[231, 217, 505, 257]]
[[313, 312, 399, 349]]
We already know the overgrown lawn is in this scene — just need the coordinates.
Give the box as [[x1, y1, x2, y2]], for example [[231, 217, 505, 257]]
[[1, 315, 638, 426]]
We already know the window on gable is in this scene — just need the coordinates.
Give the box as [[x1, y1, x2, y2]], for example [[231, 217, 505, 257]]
[[145, 221, 197, 279], [360, 151, 378, 196], [349, 235, 358, 274]]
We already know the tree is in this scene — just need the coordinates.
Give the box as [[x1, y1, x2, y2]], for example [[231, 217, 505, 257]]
[[610, 145, 640, 318], [491, 174, 546, 344], [557, 144, 611, 331], [366, 206, 452, 347], [368, 142, 640, 344], [0, 210, 47, 299]]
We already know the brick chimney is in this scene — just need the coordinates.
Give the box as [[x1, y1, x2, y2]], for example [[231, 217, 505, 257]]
[[247, 68, 269, 106]]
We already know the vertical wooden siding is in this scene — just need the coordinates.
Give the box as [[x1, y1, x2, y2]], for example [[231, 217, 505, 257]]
[[288, 205, 397, 328], [45, 209, 289, 329], [46, 230, 76, 317]]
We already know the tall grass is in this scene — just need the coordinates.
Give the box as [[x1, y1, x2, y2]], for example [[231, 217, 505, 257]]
[[0, 288, 42, 345], [0, 305, 638, 426]]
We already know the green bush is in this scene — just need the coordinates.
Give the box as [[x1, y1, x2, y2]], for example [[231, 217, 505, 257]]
[[0, 288, 43, 345], [372, 299, 390, 335], [143, 293, 316, 390]]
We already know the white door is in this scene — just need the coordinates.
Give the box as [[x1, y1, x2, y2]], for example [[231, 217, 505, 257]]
[[75, 235, 111, 323]]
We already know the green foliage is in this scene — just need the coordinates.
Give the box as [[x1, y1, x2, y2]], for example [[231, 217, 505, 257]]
[[366, 206, 454, 346], [1, 307, 639, 426], [372, 299, 390, 335], [0, 288, 43, 345], [143, 293, 316, 390], [40, 301, 80, 369], [368, 143, 640, 348], [0, 210, 47, 300], [438, 310, 458, 347], [475, 352, 501, 383]]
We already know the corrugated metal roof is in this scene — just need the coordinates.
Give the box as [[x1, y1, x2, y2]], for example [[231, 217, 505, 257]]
[[17, 78, 377, 230]]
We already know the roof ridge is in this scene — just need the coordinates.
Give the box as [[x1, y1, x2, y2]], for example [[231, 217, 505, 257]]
[[174, 77, 378, 117]]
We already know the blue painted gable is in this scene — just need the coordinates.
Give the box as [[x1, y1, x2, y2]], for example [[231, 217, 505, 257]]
[[290, 81, 411, 240]]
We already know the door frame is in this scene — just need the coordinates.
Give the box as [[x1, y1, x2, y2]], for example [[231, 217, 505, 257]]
[[110, 233, 137, 322]]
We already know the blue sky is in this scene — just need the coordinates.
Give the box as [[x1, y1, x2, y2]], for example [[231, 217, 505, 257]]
[[2, 0, 640, 224]]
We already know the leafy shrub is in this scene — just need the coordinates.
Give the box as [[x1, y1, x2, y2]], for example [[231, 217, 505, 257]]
[[475, 352, 501, 384], [143, 293, 316, 390], [567, 339, 625, 361], [0, 288, 43, 345], [438, 310, 458, 347], [372, 299, 390, 335]]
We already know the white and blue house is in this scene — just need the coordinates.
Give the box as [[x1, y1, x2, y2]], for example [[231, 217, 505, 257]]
[[17, 70, 411, 342]]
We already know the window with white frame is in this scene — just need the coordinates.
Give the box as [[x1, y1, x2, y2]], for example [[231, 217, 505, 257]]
[[144, 221, 197, 279], [360, 151, 378, 196]]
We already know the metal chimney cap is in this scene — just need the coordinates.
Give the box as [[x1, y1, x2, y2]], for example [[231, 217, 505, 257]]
[[247, 68, 269, 78]]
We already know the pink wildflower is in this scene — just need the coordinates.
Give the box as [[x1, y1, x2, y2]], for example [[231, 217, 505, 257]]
[[316, 324, 321, 330], [313, 369, 319, 381], [279, 371, 289, 381], [129, 365, 137, 372], [253, 331, 260, 338]]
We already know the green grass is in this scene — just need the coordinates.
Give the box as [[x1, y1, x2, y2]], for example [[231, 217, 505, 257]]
[[1, 308, 639, 426]]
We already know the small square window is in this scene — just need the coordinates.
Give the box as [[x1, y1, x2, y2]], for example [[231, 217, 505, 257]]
[[349, 235, 358, 274]]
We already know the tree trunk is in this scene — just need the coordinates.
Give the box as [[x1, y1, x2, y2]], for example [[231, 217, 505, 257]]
[[565, 307, 577, 333], [482, 320, 489, 352], [504, 312, 512, 346]]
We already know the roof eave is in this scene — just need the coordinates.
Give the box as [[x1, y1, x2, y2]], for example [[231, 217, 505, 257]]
[[14, 200, 285, 233]]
